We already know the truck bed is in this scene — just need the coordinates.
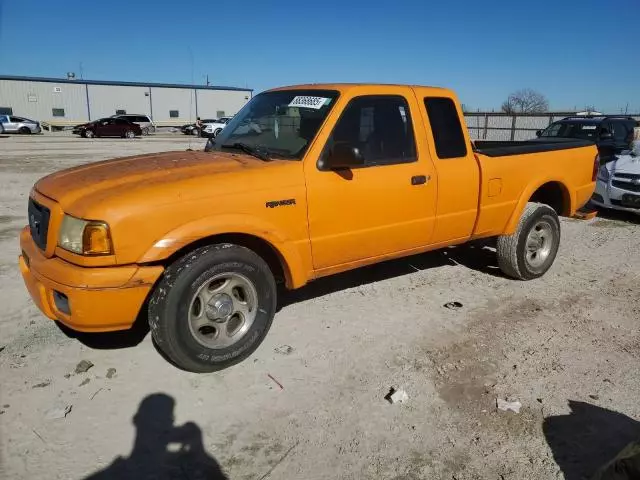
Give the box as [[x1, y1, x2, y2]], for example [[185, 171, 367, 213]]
[[474, 138, 594, 157]]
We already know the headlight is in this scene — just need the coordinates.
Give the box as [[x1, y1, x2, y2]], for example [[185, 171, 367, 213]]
[[58, 215, 113, 255], [597, 165, 610, 182]]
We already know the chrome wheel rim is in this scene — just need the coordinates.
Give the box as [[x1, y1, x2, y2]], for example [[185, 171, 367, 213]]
[[187, 272, 258, 349], [525, 220, 554, 269], [126, 131, 134, 138]]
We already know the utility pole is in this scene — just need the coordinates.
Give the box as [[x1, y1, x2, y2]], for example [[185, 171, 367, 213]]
[[205, 74, 210, 86]]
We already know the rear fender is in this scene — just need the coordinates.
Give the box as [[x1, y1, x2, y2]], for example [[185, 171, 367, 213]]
[[504, 178, 575, 235]]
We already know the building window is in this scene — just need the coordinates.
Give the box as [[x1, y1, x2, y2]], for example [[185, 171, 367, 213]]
[[0, 107, 13, 115], [216, 110, 225, 118], [169, 110, 179, 118], [52, 108, 65, 117], [115, 109, 126, 115]]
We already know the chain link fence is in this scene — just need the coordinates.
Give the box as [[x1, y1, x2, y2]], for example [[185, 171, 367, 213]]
[[464, 112, 640, 141]]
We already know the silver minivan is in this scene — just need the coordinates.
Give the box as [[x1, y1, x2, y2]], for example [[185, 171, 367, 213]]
[[111, 114, 155, 135], [0, 115, 41, 134]]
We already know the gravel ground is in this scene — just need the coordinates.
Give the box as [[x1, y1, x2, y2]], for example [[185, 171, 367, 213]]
[[1, 133, 639, 480]]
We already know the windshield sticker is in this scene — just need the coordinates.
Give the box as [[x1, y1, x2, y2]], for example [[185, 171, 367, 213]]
[[288, 96, 331, 109], [581, 125, 597, 130]]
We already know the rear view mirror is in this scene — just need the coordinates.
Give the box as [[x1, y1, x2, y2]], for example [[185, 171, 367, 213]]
[[319, 143, 365, 170]]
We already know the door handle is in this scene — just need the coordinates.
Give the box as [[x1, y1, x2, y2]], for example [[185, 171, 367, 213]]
[[411, 175, 429, 186]]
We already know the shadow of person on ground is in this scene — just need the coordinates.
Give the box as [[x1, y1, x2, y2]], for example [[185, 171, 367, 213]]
[[84, 393, 227, 480], [543, 400, 640, 480]]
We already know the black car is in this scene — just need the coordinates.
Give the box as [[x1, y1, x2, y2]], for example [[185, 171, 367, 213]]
[[537, 116, 638, 162]]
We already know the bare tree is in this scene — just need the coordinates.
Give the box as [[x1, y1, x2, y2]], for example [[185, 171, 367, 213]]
[[501, 89, 549, 114]]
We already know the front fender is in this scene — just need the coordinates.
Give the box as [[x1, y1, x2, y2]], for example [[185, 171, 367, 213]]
[[503, 178, 574, 235], [137, 213, 310, 288]]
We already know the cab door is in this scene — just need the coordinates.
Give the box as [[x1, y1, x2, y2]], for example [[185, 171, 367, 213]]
[[305, 91, 437, 271]]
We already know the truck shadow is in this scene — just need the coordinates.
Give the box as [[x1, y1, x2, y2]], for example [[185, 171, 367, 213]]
[[58, 242, 502, 349], [543, 400, 640, 479], [279, 241, 502, 309]]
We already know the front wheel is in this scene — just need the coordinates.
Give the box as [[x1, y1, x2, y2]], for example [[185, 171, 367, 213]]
[[124, 130, 136, 139], [497, 202, 560, 280], [148, 244, 277, 372], [19, 127, 31, 134], [192, 128, 200, 136], [213, 128, 223, 137], [84, 129, 95, 138]]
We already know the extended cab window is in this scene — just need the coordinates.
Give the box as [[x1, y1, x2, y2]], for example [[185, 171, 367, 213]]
[[424, 97, 467, 159], [327, 95, 416, 166]]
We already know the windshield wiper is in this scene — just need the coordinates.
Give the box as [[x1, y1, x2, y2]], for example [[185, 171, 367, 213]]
[[221, 142, 271, 161]]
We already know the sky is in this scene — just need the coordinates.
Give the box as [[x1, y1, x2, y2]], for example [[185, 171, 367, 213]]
[[0, 0, 638, 113]]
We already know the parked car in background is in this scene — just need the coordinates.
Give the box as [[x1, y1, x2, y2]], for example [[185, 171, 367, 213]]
[[537, 116, 638, 162], [181, 119, 215, 136], [112, 114, 155, 135], [0, 115, 41, 134], [202, 117, 232, 137], [592, 140, 640, 214], [72, 118, 142, 138]]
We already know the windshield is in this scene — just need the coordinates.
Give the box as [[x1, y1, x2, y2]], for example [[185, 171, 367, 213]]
[[209, 89, 339, 159], [540, 122, 599, 140]]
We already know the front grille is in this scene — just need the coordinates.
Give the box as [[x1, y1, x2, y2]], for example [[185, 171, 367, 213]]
[[612, 180, 640, 193], [613, 173, 640, 180], [28, 198, 50, 250]]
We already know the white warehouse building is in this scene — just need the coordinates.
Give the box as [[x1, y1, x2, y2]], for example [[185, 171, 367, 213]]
[[0, 75, 253, 127]]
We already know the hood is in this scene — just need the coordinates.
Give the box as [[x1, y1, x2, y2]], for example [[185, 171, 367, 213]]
[[35, 150, 296, 217], [605, 152, 640, 175]]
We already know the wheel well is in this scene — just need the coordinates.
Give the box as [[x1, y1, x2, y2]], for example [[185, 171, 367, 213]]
[[529, 182, 570, 216], [162, 233, 289, 287]]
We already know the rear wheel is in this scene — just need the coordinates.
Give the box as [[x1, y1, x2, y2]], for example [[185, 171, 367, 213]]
[[141, 127, 150, 136], [214, 128, 223, 137], [497, 202, 560, 280], [149, 244, 277, 372], [19, 127, 31, 134]]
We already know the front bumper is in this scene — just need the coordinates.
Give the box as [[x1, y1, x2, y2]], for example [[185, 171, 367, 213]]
[[592, 179, 640, 214], [19, 227, 164, 332]]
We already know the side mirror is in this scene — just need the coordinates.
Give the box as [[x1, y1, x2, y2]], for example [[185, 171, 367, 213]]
[[320, 143, 365, 170], [535, 130, 542, 137], [600, 132, 613, 140]]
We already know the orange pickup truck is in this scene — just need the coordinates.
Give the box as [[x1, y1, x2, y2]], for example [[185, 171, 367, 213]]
[[19, 84, 598, 372]]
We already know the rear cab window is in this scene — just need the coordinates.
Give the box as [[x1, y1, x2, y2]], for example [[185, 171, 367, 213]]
[[424, 97, 468, 159]]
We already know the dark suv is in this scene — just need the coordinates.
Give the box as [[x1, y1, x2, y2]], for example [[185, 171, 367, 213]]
[[536, 116, 638, 162]]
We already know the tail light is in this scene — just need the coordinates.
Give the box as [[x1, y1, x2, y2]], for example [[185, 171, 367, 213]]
[[592, 153, 600, 181]]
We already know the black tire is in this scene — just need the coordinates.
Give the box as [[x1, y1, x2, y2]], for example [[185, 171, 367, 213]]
[[19, 127, 31, 134], [124, 130, 136, 139], [213, 128, 223, 137], [497, 202, 560, 280], [148, 244, 277, 373], [141, 127, 149, 136], [84, 129, 95, 138]]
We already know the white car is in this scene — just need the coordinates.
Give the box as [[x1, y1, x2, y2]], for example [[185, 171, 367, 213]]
[[202, 117, 232, 137], [592, 141, 640, 214]]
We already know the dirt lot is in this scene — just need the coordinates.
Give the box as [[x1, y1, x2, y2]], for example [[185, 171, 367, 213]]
[[1, 133, 639, 480]]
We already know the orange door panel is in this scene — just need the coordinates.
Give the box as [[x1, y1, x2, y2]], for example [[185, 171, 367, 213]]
[[304, 88, 437, 270]]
